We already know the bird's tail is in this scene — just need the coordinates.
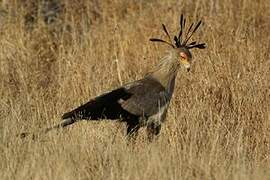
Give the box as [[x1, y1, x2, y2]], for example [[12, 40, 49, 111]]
[[43, 118, 76, 133], [19, 118, 76, 139]]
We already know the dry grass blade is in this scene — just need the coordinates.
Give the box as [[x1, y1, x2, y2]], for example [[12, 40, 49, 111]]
[[0, 0, 270, 180]]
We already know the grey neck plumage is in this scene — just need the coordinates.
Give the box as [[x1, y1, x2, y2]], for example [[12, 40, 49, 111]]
[[147, 49, 179, 97]]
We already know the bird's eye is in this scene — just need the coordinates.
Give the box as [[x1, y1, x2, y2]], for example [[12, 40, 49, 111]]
[[180, 52, 187, 59]]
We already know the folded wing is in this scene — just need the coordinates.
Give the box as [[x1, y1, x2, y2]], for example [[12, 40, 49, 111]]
[[120, 77, 170, 117], [62, 88, 132, 120], [62, 77, 169, 121]]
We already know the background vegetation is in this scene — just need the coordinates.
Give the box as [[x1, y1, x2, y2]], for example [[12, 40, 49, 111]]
[[0, 0, 269, 179]]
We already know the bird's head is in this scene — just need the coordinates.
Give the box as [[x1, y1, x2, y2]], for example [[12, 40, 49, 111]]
[[175, 47, 192, 72], [150, 14, 206, 72]]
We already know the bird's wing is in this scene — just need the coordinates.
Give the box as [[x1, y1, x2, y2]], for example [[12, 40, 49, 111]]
[[62, 77, 170, 120], [120, 77, 170, 117], [62, 88, 132, 120]]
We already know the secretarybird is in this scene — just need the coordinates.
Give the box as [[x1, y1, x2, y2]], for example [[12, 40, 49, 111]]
[[22, 14, 206, 141]]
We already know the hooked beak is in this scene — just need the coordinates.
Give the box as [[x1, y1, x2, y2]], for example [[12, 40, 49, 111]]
[[180, 57, 191, 72], [182, 61, 191, 72]]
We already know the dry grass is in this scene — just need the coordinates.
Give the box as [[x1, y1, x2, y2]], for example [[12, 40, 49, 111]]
[[0, 0, 270, 179]]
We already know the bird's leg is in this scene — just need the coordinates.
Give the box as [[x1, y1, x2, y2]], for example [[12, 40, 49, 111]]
[[126, 121, 140, 141], [146, 122, 161, 142]]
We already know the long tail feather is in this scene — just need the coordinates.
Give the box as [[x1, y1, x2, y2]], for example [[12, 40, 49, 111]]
[[44, 118, 76, 133], [19, 118, 76, 139]]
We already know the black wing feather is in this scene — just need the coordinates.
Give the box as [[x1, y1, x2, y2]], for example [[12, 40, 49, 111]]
[[62, 88, 132, 120], [62, 77, 170, 120]]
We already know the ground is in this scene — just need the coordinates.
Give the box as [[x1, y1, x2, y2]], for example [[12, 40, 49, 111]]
[[0, 0, 270, 179]]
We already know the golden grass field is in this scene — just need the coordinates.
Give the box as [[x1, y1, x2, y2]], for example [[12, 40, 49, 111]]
[[0, 0, 269, 179]]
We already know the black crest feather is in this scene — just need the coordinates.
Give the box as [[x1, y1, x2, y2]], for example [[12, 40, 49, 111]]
[[150, 14, 206, 50]]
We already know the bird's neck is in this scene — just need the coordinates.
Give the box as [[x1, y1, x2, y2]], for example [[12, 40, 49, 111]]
[[148, 51, 179, 96]]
